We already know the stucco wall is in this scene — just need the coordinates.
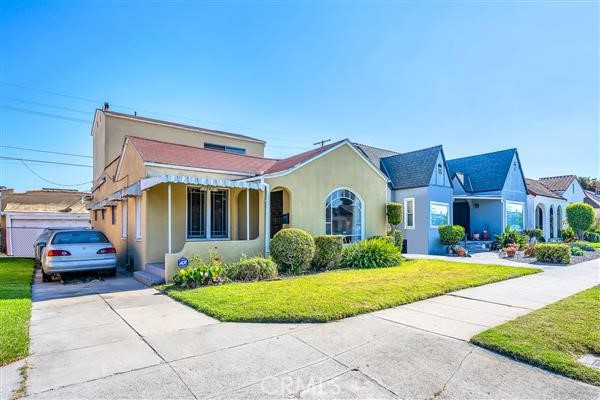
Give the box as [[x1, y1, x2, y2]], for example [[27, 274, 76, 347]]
[[392, 186, 429, 254], [560, 180, 586, 204], [265, 144, 388, 239], [526, 194, 567, 240]]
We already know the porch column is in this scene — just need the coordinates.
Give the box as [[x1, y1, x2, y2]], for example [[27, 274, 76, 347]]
[[168, 183, 172, 254], [246, 189, 250, 240]]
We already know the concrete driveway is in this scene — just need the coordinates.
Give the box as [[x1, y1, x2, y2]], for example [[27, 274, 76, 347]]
[[21, 259, 600, 400]]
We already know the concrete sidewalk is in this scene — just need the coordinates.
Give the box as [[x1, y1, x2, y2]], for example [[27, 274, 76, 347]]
[[21, 258, 600, 399]]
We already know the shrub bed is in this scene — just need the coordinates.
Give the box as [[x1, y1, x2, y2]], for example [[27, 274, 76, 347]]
[[533, 243, 571, 264], [312, 235, 343, 270], [224, 256, 278, 282], [172, 252, 224, 288], [569, 241, 595, 252], [270, 228, 315, 275], [584, 231, 600, 243], [340, 237, 402, 269]]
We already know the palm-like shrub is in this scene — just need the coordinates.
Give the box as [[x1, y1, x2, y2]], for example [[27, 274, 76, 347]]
[[340, 237, 402, 269], [270, 228, 315, 275]]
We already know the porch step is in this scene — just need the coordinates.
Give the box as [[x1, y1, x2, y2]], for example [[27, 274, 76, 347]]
[[145, 262, 165, 277], [133, 270, 165, 286], [465, 240, 493, 254]]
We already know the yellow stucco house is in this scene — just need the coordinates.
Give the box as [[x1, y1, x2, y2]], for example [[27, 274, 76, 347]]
[[88, 108, 388, 283]]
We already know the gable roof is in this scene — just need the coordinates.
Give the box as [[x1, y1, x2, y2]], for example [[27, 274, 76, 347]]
[[127, 136, 277, 176], [99, 110, 265, 144], [354, 143, 400, 168], [538, 175, 579, 194], [447, 148, 522, 193], [584, 190, 600, 208], [525, 178, 565, 200], [380, 145, 446, 190]]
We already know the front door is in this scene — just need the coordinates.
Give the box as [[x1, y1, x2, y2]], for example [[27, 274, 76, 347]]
[[453, 202, 470, 237], [270, 191, 283, 238]]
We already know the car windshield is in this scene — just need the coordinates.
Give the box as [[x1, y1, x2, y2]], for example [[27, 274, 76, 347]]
[[51, 231, 109, 245]]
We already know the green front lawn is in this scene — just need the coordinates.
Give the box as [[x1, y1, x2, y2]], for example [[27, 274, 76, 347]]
[[472, 285, 600, 386], [160, 259, 540, 323], [0, 258, 35, 366]]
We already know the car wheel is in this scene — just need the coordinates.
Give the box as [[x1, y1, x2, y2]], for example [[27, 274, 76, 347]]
[[42, 271, 53, 282]]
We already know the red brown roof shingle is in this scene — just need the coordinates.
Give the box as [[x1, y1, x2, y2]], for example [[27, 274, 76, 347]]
[[539, 175, 578, 193], [525, 178, 565, 200]]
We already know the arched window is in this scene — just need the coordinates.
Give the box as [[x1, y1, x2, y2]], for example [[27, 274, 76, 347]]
[[325, 188, 363, 243], [535, 205, 544, 231], [557, 206, 562, 234], [549, 205, 554, 239]]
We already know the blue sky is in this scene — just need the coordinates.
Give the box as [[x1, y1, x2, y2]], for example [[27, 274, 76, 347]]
[[1, 1, 598, 192]]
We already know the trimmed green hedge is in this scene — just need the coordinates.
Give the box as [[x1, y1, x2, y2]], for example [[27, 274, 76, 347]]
[[270, 228, 315, 275], [534, 243, 571, 264], [312, 235, 343, 270], [224, 256, 278, 282], [341, 237, 402, 269], [438, 225, 465, 246]]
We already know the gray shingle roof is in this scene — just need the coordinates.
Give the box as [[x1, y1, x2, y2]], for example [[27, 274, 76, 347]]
[[380, 146, 445, 190], [447, 149, 519, 193], [354, 143, 399, 168]]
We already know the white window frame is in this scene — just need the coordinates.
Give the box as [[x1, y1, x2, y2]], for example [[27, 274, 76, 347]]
[[185, 186, 231, 241], [324, 187, 365, 243], [429, 201, 449, 228], [404, 198, 415, 229], [121, 200, 128, 239], [505, 200, 525, 231], [135, 196, 142, 241]]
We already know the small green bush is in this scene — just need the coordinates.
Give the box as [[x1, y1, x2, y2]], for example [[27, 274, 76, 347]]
[[569, 241, 595, 252], [340, 237, 402, 269], [522, 228, 544, 241], [533, 243, 571, 264], [224, 256, 278, 282], [438, 225, 465, 246], [172, 251, 224, 288], [561, 227, 576, 241], [570, 247, 584, 256], [566, 203, 595, 238], [312, 235, 343, 270], [393, 230, 404, 253], [270, 228, 316, 275], [583, 231, 600, 243], [494, 226, 528, 250]]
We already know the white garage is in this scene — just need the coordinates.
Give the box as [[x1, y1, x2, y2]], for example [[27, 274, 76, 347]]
[[4, 212, 90, 257]]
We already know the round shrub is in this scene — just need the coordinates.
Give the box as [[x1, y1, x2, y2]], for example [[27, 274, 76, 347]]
[[386, 202, 403, 232], [340, 237, 402, 269], [522, 228, 544, 241], [270, 228, 315, 275], [533, 243, 571, 264], [224, 256, 278, 282], [312, 235, 343, 270], [438, 225, 465, 246], [584, 231, 600, 243], [566, 203, 595, 238], [570, 247, 584, 257]]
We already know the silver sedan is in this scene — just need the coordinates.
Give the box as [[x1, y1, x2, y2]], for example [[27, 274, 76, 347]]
[[41, 230, 117, 282]]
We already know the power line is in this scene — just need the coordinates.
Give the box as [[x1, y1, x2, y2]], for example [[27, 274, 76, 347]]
[[1, 96, 91, 115], [20, 160, 92, 187], [1, 105, 89, 124], [0, 156, 92, 167], [0, 145, 92, 159]]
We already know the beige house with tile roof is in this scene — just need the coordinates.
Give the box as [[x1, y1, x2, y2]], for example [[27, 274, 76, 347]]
[[89, 108, 388, 283]]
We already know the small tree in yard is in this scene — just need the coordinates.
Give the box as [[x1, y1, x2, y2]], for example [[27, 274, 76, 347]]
[[386, 203, 403, 235], [566, 203, 595, 240], [438, 225, 465, 253]]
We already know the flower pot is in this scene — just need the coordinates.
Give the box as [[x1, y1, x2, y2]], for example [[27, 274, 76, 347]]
[[456, 249, 465, 257], [505, 248, 516, 257], [472, 233, 480, 240], [481, 231, 489, 241]]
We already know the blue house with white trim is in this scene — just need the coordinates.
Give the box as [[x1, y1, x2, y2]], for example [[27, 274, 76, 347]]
[[447, 149, 528, 242], [356, 144, 454, 255]]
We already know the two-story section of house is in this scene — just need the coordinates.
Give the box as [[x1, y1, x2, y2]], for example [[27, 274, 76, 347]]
[[447, 149, 528, 247], [89, 107, 389, 284]]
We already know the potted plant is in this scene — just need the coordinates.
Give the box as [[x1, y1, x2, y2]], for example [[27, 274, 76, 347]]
[[438, 225, 466, 255], [481, 230, 490, 241], [455, 246, 466, 257], [472, 233, 480, 240], [504, 244, 519, 257]]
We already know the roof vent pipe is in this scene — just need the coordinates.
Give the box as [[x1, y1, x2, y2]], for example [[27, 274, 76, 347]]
[[103, 102, 110, 111]]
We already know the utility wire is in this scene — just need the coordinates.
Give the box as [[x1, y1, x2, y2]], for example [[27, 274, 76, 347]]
[[0, 145, 92, 159], [1, 105, 89, 124], [1, 96, 91, 115], [0, 156, 92, 167], [20, 160, 92, 187]]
